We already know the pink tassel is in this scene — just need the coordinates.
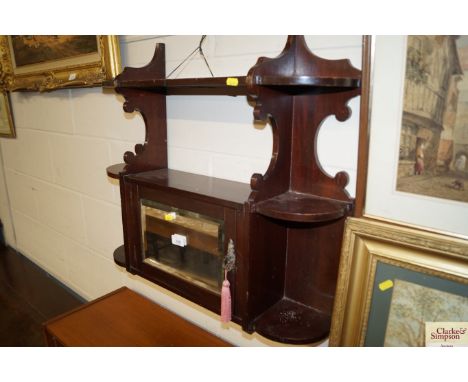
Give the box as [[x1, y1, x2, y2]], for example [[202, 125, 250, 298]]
[[221, 270, 231, 323]]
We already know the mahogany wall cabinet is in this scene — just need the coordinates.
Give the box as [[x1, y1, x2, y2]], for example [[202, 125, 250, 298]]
[[107, 36, 364, 344]]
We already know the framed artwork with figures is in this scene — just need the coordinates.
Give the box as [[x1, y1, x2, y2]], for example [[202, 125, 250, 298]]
[[365, 36, 468, 237]]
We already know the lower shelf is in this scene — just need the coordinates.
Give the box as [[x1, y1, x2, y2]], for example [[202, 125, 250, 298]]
[[113, 245, 126, 267], [254, 298, 331, 344]]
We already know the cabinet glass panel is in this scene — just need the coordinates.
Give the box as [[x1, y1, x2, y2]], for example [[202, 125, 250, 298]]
[[141, 199, 224, 293]]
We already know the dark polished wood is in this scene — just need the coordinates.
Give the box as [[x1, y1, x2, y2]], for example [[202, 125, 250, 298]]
[[107, 36, 363, 344], [253, 298, 330, 344], [254, 191, 352, 222], [113, 245, 126, 267], [126, 169, 252, 207], [109, 76, 248, 96], [123, 172, 244, 319], [0, 246, 84, 346], [114, 44, 168, 175], [243, 35, 361, 343], [246, 36, 360, 203], [106, 163, 127, 179], [252, 74, 360, 88], [0, 246, 84, 320], [109, 74, 361, 94], [44, 287, 231, 346]]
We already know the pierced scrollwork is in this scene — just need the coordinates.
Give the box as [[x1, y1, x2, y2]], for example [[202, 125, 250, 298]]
[[334, 171, 350, 189], [115, 88, 168, 172], [113, 43, 168, 173], [246, 35, 361, 203], [334, 104, 353, 122]]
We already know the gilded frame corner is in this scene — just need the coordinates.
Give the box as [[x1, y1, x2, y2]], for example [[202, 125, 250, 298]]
[[0, 89, 15, 138], [0, 35, 121, 92], [329, 217, 468, 347]]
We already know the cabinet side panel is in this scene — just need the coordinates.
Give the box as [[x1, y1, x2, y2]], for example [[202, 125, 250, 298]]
[[284, 218, 346, 313], [247, 214, 287, 322]]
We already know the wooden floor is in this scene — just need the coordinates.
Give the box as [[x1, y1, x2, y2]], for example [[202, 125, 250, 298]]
[[0, 245, 84, 346]]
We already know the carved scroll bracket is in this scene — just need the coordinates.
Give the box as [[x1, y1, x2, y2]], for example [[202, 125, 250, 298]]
[[246, 35, 362, 203], [114, 44, 168, 174]]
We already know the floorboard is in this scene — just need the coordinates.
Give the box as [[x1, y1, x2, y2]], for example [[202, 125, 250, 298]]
[[0, 245, 84, 346]]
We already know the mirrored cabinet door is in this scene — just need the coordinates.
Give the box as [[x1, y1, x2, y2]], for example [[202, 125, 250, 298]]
[[141, 199, 225, 294]]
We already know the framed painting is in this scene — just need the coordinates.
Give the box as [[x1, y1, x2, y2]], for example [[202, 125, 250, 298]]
[[364, 36, 468, 237], [329, 217, 468, 346], [0, 35, 121, 91], [0, 90, 15, 138]]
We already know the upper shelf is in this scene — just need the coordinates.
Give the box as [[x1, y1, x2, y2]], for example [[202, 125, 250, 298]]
[[104, 74, 360, 96], [254, 191, 352, 223], [252, 74, 360, 88], [104, 76, 248, 96]]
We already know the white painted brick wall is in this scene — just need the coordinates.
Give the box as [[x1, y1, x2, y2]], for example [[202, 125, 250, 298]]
[[0, 35, 362, 346]]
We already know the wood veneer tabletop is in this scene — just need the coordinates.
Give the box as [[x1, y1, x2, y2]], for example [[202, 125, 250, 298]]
[[44, 287, 231, 347]]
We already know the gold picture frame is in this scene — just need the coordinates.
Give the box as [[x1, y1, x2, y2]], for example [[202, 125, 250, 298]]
[[329, 217, 468, 346], [0, 90, 15, 138], [0, 35, 121, 91]]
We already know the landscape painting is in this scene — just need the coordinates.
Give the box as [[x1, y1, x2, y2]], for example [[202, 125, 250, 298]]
[[384, 279, 468, 346], [397, 36, 468, 203], [10, 36, 98, 68], [0, 35, 120, 91]]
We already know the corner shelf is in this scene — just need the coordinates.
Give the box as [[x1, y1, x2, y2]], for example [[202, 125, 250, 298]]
[[255, 192, 352, 223], [252, 74, 360, 88], [243, 36, 361, 344], [254, 298, 330, 344]]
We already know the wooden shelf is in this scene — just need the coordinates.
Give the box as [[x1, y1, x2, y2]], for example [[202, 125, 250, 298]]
[[125, 168, 252, 208], [106, 163, 127, 179], [252, 75, 360, 88], [105, 74, 360, 95], [113, 245, 126, 268], [255, 192, 351, 223], [254, 298, 331, 344], [106, 76, 248, 96]]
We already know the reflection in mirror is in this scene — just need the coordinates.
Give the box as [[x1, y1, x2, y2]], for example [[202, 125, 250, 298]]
[[141, 199, 224, 293]]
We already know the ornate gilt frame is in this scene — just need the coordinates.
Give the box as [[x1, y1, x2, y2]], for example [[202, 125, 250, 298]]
[[0, 90, 15, 138], [329, 217, 468, 346], [0, 35, 121, 91]]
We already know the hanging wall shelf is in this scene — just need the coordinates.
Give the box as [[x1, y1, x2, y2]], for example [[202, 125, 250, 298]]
[[107, 35, 364, 344]]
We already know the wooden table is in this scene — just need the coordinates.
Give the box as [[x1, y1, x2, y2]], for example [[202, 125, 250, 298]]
[[43, 286, 230, 346]]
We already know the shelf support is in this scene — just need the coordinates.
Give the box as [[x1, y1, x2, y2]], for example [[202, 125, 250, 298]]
[[246, 35, 361, 203], [115, 44, 168, 174]]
